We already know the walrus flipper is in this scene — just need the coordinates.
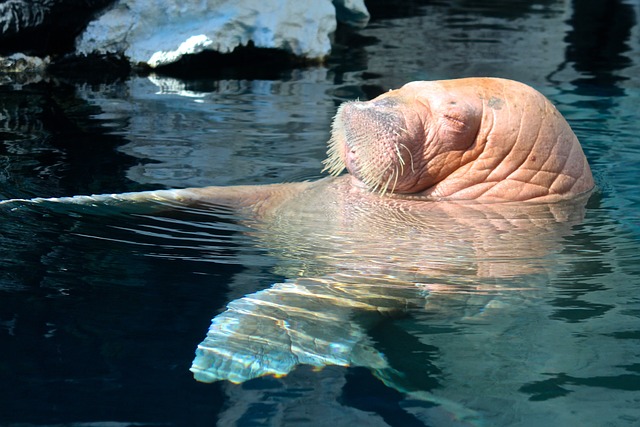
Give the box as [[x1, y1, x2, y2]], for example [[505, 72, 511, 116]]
[[190, 276, 406, 384], [0, 189, 190, 207], [0, 181, 312, 216]]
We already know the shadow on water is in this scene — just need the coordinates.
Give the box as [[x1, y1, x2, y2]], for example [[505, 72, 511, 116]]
[[563, 0, 636, 94], [0, 82, 150, 199], [1, 0, 640, 426], [0, 200, 256, 424]]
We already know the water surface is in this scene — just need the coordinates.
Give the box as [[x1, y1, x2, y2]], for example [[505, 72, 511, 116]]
[[1, 1, 639, 426]]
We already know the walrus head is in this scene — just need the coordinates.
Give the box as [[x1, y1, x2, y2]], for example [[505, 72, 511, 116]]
[[323, 83, 483, 196], [324, 78, 594, 202]]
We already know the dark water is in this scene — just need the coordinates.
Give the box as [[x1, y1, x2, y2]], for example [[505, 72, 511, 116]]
[[1, 1, 640, 426]]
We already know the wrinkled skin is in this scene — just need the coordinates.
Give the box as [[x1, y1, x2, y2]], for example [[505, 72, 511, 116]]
[[185, 79, 595, 395], [325, 77, 594, 201]]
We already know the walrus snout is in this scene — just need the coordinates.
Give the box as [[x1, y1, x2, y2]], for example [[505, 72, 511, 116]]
[[324, 98, 421, 195]]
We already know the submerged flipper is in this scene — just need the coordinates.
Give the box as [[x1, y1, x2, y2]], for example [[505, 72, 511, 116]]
[[191, 275, 483, 424], [191, 275, 427, 383]]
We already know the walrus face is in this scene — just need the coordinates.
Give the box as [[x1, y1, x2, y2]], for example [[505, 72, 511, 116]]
[[324, 84, 482, 196]]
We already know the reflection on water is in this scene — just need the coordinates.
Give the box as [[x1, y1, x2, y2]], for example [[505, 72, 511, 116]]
[[90, 71, 337, 189], [1, 0, 640, 426]]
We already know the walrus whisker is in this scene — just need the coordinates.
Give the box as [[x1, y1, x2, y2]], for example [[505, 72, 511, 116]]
[[394, 143, 405, 176], [380, 172, 393, 197], [380, 170, 393, 196], [394, 143, 405, 164], [399, 143, 416, 174], [385, 163, 402, 196], [327, 153, 346, 175], [322, 136, 347, 176], [363, 168, 384, 193], [392, 165, 400, 193]]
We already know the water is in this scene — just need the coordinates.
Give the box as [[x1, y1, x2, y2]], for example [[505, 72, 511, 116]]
[[1, 1, 640, 426]]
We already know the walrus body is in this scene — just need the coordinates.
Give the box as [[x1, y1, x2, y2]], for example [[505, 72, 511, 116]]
[[2, 77, 594, 213], [1, 78, 595, 398], [170, 78, 595, 387]]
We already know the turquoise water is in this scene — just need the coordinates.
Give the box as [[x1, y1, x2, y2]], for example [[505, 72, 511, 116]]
[[1, 1, 640, 426]]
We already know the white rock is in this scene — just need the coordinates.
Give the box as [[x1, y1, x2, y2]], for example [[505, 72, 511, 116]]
[[75, 0, 369, 67]]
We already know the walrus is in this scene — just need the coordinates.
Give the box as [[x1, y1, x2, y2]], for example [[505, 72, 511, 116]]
[[1, 77, 593, 211], [1, 78, 595, 410]]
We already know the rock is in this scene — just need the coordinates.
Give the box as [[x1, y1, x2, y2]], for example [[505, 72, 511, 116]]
[[0, 53, 49, 73], [0, 0, 57, 38], [0, 0, 368, 73], [75, 0, 370, 67], [334, 0, 369, 26], [0, 0, 114, 56]]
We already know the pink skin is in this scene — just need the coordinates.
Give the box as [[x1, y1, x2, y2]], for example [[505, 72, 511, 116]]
[[163, 77, 594, 221], [328, 77, 594, 202], [179, 79, 596, 388]]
